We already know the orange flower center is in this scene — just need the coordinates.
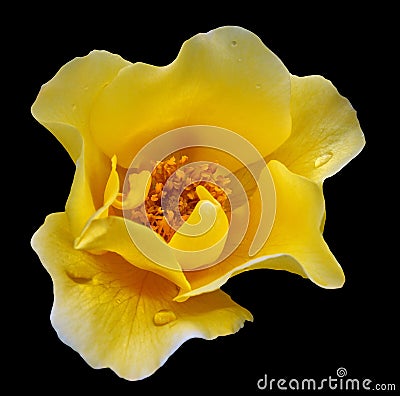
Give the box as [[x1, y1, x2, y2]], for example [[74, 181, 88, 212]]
[[123, 156, 231, 243]]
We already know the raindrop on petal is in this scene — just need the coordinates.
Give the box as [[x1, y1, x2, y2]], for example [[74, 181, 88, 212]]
[[314, 152, 333, 168], [153, 309, 177, 326]]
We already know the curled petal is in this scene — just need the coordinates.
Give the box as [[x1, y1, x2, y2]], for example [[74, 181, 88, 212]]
[[176, 160, 344, 301], [122, 171, 151, 210], [31, 213, 252, 380], [73, 154, 120, 252], [267, 75, 365, 183], [169, 185, 230, 270], [248, 160, 345, 287], [74, 215, 191, 293], [65, 146, 114, 237]]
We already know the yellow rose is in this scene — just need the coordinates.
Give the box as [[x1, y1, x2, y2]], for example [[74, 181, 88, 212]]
[[31, 26, 364, 380]]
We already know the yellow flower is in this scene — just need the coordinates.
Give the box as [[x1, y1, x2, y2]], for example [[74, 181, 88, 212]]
[[31, 26, 364, 380]]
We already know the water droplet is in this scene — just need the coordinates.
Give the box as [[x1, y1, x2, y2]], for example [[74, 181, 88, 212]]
[[237, 58, 242, 62], [83, 86, 89, 91], [255, 83, 262, 89], [115, 298, 122, 305], [314, 152, 333, 168], [65, 271, 92, 284], [153, 309, 177, 326], [231, 40, 237, 47], [72, 104, 77, 111]]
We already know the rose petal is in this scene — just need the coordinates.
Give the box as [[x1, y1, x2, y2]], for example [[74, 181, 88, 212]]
[[176, 160, 344, 301], [31, 50, 130, 162], [122, 171, 151, 210], [74, 215, 191, 293], [266, 75, 365, 183], [168, 185, 230, 270], [90, 26, 291, 168], [31, 212, 252, 381], [64, 144, 111, 237], [73, 154, 120, 245], [31, 51, 131, 237], [248, 160, 345, 287]]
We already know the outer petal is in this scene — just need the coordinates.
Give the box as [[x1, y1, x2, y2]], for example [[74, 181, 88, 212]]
[[245, 160, 344, 286], [31, 51, 131, 237], [266, 75, 365, 183], [90, 26, 291, 168], [32, 51, 130, 236], [176, 160, 344, 301], [31, 50, 131, 161], [31, 212, 253, 381]]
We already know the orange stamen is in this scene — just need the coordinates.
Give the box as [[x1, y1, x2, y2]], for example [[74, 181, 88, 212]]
[[124, 156, 231, 243]]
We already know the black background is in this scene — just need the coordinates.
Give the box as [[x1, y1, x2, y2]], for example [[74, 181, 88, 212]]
[[8, 3, 397, 394]]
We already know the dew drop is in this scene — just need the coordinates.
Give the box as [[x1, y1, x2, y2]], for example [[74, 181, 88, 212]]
[[255, 83, 262, 89], [83, 85, 89, 91], [237, 58, 243, 62], [153, 309, 177, 326], [115, 298, 122, 305], [314, 152, 333, 168], [231, 40, 237, 47], [72, 104, 77, 111], [65, 271, 92, 284]]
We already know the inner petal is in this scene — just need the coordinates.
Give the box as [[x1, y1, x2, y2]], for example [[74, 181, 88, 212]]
[[168, 185, 230, 270]]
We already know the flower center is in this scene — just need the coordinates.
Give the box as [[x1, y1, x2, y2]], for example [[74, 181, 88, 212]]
[[116, 156, 231, 243]]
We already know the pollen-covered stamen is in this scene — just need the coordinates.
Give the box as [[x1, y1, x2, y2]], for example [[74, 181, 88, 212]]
[[125, 156, 231, 243]]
